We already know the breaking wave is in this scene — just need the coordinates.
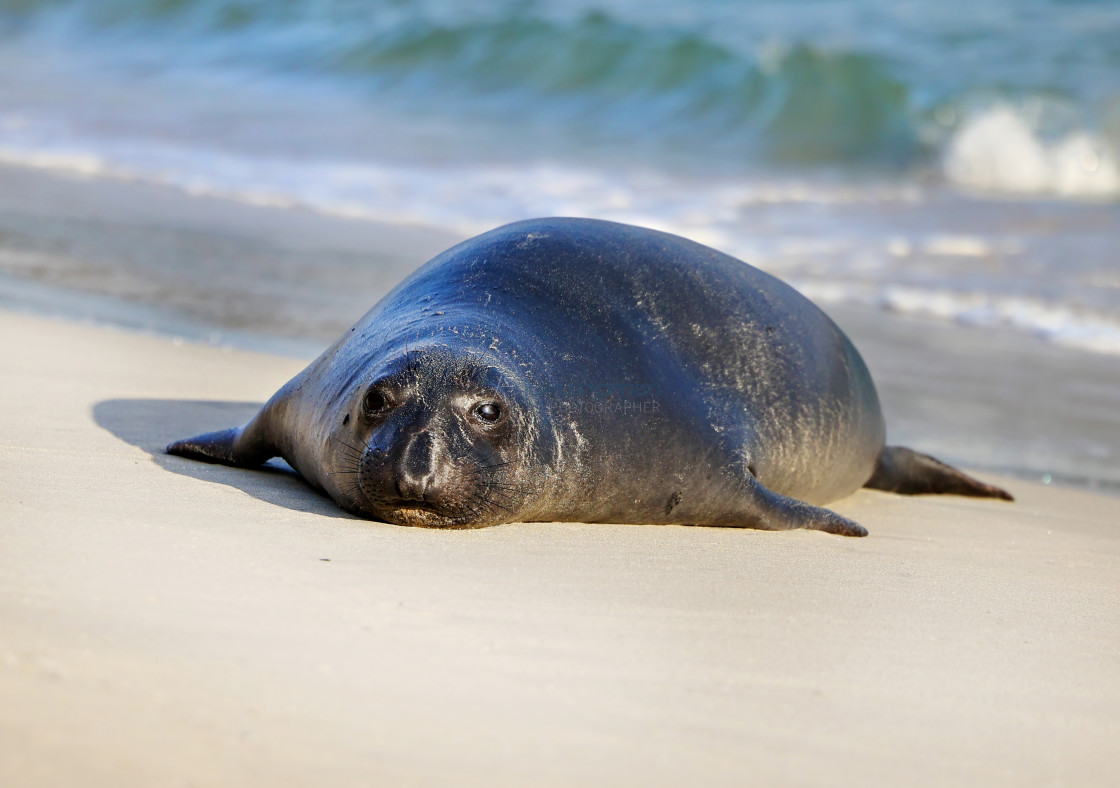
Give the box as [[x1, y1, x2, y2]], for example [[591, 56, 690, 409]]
[[943, 106, 1120, 199], [3, 0, 1117, 178]]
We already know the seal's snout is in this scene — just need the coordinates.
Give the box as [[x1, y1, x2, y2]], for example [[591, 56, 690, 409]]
[[394, 431, 440, 504]]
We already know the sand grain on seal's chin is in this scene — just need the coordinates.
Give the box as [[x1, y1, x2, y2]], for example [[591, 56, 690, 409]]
[[384, 507, 493, 529]]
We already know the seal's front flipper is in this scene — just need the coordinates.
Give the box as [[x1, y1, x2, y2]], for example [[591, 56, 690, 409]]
[[865, 446, 1013, 501], [166, 424, 276, 468], [727, 476, 868, 537]]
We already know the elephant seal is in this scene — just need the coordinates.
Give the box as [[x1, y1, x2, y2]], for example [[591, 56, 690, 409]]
[[168, 217, 1011, 536]]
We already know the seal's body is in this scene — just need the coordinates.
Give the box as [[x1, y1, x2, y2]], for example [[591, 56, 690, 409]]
[[169, 218, 1010, 536]]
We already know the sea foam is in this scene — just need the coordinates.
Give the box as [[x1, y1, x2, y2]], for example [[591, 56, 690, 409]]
[[795, 280, 1120, 357], [943, 106, 1120, 199]]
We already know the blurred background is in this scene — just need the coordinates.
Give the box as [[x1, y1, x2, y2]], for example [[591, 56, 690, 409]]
[[0, 0, 1118, 487]]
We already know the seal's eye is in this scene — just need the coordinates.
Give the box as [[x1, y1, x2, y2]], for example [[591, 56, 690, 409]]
[[363, 388, 388, 415], [474, 402, 502, 424]]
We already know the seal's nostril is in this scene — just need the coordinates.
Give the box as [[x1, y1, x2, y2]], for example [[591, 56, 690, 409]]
[[397, 477, 420, 501], [395, 470, 432, 503]]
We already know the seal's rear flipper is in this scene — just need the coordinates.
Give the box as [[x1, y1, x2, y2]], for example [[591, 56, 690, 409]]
[[166, 424, 276, 468], [865, 446, 1013, 501], [725, 476, 869, 537]]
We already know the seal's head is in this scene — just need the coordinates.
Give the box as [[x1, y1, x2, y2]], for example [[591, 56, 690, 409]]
[[324, 346, 541, 527]]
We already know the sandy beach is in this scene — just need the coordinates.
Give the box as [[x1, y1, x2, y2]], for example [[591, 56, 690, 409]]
[[2, 281, 1119, 785], [3, 1, 1120, 782], [0, 156, 1119, 786]]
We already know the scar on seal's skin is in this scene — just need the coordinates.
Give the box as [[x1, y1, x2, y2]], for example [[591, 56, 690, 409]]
[[167, 217, 1012, 535], [665, 491, 682, 516]]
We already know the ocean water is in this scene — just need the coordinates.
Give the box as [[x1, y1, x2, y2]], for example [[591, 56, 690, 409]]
[[1, 0, 1119, 353], [1, 2, 1119, 352]]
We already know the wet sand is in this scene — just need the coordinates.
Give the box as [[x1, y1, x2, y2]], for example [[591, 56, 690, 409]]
[[2, 163, 1118, 489]]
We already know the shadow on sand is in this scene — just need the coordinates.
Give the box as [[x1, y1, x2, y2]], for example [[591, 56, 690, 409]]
[[93, 398, 357, 520]]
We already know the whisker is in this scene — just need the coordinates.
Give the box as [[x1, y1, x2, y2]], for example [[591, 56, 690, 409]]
[[476, 493, 514, 514], [486, 496, 518, 509], [334, 456, 363, 471], [484, 482, 529, 492], [332, 437, 366, 455]]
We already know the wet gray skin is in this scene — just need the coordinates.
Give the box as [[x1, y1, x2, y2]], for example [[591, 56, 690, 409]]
[[168, 218, 1011, 536]]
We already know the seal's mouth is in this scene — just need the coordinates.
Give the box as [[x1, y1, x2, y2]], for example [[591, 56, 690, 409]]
[[382, 503, 480, 529], [396, 500, 438, 512]]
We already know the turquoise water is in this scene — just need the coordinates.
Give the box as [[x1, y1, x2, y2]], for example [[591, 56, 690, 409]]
[[2, 0, 1118, 171], [1, 0, 1119, 354]]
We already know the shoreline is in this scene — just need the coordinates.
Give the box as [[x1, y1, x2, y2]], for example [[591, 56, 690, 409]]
[[2, 162, 1118, 493], [3, 262, 1116, 497], [0, 161, 463, 348], [2, 306, 1118, 786]]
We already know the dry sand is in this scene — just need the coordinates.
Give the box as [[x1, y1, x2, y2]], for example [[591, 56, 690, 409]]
[[1, 307, 1118, 787]]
